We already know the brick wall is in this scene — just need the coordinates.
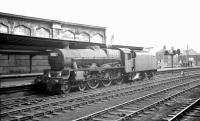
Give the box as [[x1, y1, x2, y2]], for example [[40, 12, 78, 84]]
[[0, 54, 50, 74], [31, 55, 50, 73]]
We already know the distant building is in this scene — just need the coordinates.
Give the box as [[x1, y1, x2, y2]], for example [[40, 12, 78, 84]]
[[156, 47, 200, 68], [178, 49, 200, 67]]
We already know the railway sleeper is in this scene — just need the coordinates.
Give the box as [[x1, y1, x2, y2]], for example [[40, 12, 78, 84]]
[[93, 117, 117, 121], [2, 74, 199, 121], [10, 114, 33, 121], [43, 114, 52, 118]]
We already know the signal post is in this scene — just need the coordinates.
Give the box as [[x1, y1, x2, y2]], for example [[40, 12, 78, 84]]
[[164, 49, 181, 68]]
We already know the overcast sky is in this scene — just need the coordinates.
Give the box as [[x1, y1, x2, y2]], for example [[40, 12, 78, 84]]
[[1, 0, 200, 53]]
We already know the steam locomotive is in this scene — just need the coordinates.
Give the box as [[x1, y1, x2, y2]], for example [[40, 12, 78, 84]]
[[35, 46, 157, 94]]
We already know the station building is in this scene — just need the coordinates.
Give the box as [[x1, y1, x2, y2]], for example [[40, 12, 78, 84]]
[[178, 50, 200, 67], [0, 12, 106, 74], [156, 47, 200, 68]]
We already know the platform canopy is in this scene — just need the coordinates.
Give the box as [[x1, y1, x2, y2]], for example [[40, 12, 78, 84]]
[[108, 45, 143, 51], [0, 33, 106, 54]]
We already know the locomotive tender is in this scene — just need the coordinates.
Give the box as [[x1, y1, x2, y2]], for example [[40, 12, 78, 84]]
[[35, 46, 157, 93]]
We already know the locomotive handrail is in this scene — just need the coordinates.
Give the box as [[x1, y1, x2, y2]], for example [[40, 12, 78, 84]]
[[72, 66, 124, 71], [71, 57, 121, 60]]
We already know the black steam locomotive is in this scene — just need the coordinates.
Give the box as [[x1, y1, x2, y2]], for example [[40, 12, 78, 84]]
[[35, 46, 157, 94]]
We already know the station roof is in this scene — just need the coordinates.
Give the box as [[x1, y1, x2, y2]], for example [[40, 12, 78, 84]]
[[108, 45, 143, 51], [0, 33, 143, 55], [0, 33, 106, 54], [0, 12, 106, 30]]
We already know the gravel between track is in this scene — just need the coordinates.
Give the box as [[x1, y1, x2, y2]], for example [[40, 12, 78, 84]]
[[131, 85, 200, 121], [41, 76, 197, 121]]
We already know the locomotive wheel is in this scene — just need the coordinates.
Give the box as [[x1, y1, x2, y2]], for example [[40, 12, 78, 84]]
[[115, 71, 123, 85], [101, 72, 112, 87], [60, 84, 70, 94], [78, 81, 87, 91], [87, 79, 99, 89], [46, 82, 53, 92]]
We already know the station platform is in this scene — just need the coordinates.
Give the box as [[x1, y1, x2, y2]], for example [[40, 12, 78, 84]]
[[0, 66, 200, 89], [0, 73, 42, 88], [157, 66, 200, 72]]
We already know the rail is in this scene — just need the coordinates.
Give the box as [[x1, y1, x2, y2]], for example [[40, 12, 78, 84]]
[[1, 73, 199, 121], [72, 81, 200, 121], [168, 97, 200, 121]]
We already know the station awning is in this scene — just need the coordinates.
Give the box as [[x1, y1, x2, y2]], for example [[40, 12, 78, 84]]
[[108, 44, 143, 51], [0, 33, 106, 54]]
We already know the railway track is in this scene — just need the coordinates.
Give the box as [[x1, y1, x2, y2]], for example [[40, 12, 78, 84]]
[[0, 71, 184, 111], [2, 68, 198, 100], [72, 80, 200, 121], [0, 68, 175, 100], [1, 68, 199, 101], [1, 73, 200, 121], [0, 71, 196, 112], [166, 98, 200, 121]]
